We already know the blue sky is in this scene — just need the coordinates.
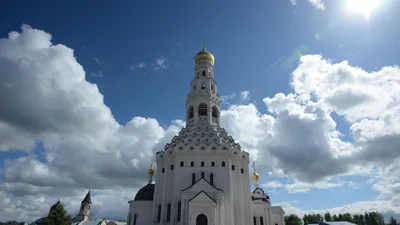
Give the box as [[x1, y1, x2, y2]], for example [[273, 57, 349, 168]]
[[1, 0, 400, 222]]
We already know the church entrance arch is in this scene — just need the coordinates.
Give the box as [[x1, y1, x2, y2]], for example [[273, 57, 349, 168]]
[[196, 214, 208, 225]]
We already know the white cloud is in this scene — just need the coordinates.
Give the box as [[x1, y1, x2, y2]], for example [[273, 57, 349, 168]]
[[240, 91, 250, 100], [0, 25, 183, 222], [153, 56, 168, 71], [290, 0, 325, 10], [262, 179, 355, 193], [129, 62, 145, 71], [90, 70, 104, 78]]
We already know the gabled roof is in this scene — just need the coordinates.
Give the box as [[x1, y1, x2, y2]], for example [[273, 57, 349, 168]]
[[181, 177, 223, 192], [82, 191, 92, 204], [188, 191, 217, 204]]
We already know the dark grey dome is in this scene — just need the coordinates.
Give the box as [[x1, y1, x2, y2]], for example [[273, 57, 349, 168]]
[[134, 184, 155, 201]]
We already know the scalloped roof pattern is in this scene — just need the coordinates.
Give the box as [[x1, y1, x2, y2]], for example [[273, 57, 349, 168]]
[[164, 123, 241, 151]]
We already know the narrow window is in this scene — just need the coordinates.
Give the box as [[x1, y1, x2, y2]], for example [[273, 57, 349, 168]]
[[201, 83, 206, 89], [157, 205, 162, 222], [260, 217, 264, 225], [133, 214, 137, 225], [162, 168, 165, 173], [188, 106, 194, 118], [177, 202, 181, 221], [193, 85, 196, 90], [201, 146, 205, 150], [192, 173, 196, 184], [241, 168, 244, 174], [222, 161, 225, 167], [211, 161, 215, 167], [201, 161, 205, 167], [166, 203, 171, 222], [202, 71, 205, 76], [210, 173, 214, 185], [190, 161, 194, 167], [170, 165, 174, 170], [201, 172, 205, 179], [180, 161, 184, 167], [232, 165, 235, 170], [253, 217, 257, 225]]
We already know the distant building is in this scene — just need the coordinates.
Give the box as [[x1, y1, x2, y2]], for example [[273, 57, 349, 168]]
[[126, 48, 286, 225], [29, 189, 125, 225]]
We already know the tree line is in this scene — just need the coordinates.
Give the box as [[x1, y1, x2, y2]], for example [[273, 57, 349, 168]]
[[284, 212, 399, 225]]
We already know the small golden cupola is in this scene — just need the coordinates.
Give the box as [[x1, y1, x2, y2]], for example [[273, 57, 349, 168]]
[[148, 156, 155, 175], [194, 47, 215, 65], [252, 161, 260, 187]]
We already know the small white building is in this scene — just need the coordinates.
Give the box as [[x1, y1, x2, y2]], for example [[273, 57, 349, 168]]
[[127, 48, 285, 225]]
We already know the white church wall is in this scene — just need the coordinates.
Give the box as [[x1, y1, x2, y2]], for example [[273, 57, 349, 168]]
[[128, 201, 152, 225]]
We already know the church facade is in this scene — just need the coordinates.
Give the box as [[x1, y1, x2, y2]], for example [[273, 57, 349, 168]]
[[127, 48, 285, 225]]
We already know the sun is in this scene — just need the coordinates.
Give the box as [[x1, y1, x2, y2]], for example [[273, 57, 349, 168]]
[[347, 0, 382, 20]]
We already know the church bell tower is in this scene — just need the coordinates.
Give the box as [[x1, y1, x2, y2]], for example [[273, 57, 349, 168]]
[[186, 47, 221, 126]]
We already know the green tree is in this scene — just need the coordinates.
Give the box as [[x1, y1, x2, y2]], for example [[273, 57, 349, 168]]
[[285, 214, 303, 225], [389, 217, 398, 225], [303, 213, 323, 225], [324, 212, 332, 222], [38, 201, 71, 225], [332, 214, 339, 221]]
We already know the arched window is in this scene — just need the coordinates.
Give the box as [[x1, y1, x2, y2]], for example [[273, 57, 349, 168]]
[[170, 165, 174, 170], [180, 161, 184, 167], [201, 172, 205, 179], [202, 71, 206, 76], [157, 205, 162, 222], [167, 203, 171, 222], [232, 165, 235, 170], [201, 83, 206, 89], [211, 84, 215, 92], [193, 85, 196, 90], [198, 103, 207, 116], [133, 214, 137, 225], [210, 173, 214, 185], [179, 146, 183, 150], [188, 106, 194, 119], [162, 168, 165, 173], [222, 161, 226, 167], [253, 217, 257, 225], [212, 106, 219, 118], [177, 202, 181, 221], [201, 146, 205, 150], [211, 161, 215, 167], [260, 217, 264, 225], [241, 168, 244, 174], [212, 146, 216, 150], [192, 173, 196, 184], [201, 161, 205, 167], [190, 161, 194, 167], [223, 146, 228, 150]]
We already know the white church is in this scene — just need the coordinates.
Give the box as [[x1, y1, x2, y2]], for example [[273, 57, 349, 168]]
[[127, 48, 285, 225]]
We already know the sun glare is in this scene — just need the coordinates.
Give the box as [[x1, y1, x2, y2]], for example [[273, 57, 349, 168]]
[[347, 0, 382, 20]]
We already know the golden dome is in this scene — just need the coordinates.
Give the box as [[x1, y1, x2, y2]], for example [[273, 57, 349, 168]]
[[252, 171, 259, 180], [194, 48, 215, 65], [148, 168, 155, 175]]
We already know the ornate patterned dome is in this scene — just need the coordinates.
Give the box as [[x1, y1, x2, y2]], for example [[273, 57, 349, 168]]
[[164, 123, 242, 151]]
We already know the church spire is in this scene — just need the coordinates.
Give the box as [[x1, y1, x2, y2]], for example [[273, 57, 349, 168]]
[[186, 47, 220, 126]]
